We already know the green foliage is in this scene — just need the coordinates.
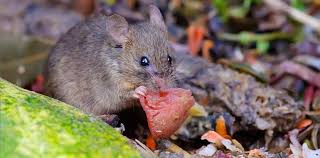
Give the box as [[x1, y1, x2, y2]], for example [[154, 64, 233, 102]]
[[291, 0, 305, 11], [211, 0, 229, 21], [256, 40, 270, 54], [105, 0, 117, 6], [212, 0, 260, 21]]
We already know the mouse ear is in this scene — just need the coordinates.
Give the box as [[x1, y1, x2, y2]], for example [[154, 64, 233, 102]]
[[106, 14, 129, 43], [149, 5, 166, 32]]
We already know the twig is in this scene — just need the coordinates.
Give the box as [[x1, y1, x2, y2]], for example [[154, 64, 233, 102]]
[[263, 0, 320, 34], [218, 31, 292, 44]]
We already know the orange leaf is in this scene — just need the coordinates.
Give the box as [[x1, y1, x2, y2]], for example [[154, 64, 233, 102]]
[[202, 40, 214, 62], [146, 134, 156, 150], [201, 130, 225, 143], [215, 115, 230, 139], [296, 119, 312, 129], [187, 25, 205, 56]]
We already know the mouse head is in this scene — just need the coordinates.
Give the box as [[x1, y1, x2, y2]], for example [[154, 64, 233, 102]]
[[106, 5, 176, 90]]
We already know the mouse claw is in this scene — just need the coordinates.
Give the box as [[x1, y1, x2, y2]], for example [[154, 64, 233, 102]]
[[133, 86, 147, 98]]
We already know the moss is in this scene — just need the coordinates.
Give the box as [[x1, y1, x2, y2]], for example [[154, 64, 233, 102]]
[[0, 78, 141, 158]]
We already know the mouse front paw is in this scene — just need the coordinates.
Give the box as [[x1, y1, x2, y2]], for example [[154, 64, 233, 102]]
[[133, 86, 147, 98]]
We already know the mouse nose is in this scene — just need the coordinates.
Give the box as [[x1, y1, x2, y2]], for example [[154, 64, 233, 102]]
[[146, 66, 161, 76]]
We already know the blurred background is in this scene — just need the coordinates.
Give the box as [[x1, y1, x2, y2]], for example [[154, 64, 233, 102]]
[[1, 0, 320, 95], [0, 0, 319, 94]]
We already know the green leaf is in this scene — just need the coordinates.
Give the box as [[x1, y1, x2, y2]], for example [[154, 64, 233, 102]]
[[229, 7, 248, 19], [239, 32, 252, 45], [291, 0, 305, 11], [256, 40, 270, 54], [105, 0, 117, 6], [211, 0, 229, 21]]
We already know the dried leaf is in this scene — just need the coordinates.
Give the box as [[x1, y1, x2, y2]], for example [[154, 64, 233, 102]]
[[215, 115, 230, 139], [158, 140, 191, 158], [187, 25, 205, 56], [197, 144, 217, 157], [201, 130, 225, 144], [296, 119, 313, 129], [221, 139, 243, 153], [188, 102, 208, 117], [311, 124, 320, 149], [274, 61, 320, 88], [232, 139, 245, 152], [146, 134, 156, 151]]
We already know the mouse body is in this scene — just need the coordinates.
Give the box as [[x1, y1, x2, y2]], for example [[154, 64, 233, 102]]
[[46, 5, 176, 115]]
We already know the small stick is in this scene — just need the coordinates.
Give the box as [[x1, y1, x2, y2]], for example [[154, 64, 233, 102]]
[[263, 0, 320, 34]]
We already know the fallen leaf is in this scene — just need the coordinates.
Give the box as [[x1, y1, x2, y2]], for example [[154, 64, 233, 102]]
[[311, 124, 320, 149], [221, 139, 243, 153], [232, 139, 245, 152], [296, 119, 313, 129], [197, 144, 217, 157], [201, 130, 225, 144], [187, 25, 205, 56], [273, 61, 320, 88], [188, 102, 208, 117], [146, 134, 156, 151], [215, 115, 230, 139]]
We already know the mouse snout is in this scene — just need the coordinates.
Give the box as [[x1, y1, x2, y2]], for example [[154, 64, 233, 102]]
[[146, 65, 159, 75], [151, 76, 176, 90]]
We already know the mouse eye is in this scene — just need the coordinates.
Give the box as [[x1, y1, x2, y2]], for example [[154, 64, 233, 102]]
[[140, 56, 150, 66], [167, 55, 172, 65]]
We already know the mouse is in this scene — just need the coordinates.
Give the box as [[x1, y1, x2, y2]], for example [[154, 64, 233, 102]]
[[45, 5, 177, 116]]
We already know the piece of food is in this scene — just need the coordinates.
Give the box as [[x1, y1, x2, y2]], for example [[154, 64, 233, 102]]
[[139, 88, 195, 139]]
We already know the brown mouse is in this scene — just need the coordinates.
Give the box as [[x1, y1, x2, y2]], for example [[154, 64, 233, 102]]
[[46, 5, 176, 115]]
